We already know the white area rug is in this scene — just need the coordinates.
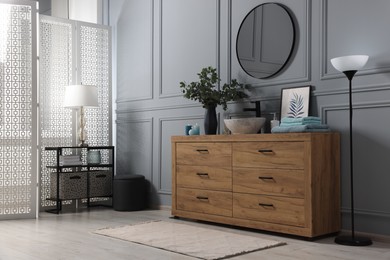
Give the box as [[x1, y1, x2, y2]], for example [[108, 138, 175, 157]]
[[94, 220, 286, 260]]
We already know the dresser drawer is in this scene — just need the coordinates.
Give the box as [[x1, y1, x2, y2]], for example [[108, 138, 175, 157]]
[[176, 188, 232, 217], [177, 165, 232, 191], [176, 143, 231, 167], [233, 142, 304, 169], [233, 193, 305, 227], [233, 167, 304, 198]]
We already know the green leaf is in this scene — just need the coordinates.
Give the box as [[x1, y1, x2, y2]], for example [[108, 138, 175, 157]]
[[179, 66, 248, 110]]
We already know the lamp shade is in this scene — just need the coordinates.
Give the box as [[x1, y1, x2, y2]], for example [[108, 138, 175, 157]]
[[330, 55, 369, 72], [63, 85, 99, 108]]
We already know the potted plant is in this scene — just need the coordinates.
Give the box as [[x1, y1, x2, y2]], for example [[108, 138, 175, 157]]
[[180, 66, 248, 134]]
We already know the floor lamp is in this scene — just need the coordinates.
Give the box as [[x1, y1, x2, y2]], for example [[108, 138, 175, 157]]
[[330, 55, 372, 246], [63, 85, 99, 146]]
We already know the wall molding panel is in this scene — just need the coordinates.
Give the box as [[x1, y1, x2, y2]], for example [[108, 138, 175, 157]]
[[313, 83, 390, 97], [321, 100, 390, 123], [320, 0, 390, 80], [116, 0, 154, 102], [321, 101, 390, 235], [116, 118, 153, 183], [157, 115, 203, 195], [159, 0, 220, 98], [116, 103, 201, 114]]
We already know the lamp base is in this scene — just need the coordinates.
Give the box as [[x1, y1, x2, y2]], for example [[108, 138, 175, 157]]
[[78, 140, 88, 147], [335, 235, 372, 246]]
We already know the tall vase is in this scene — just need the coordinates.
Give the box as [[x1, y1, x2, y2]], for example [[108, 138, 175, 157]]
[[204, 105, 218, 135]]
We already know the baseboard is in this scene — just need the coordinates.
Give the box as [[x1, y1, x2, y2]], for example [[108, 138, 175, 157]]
[[157, 205, 171, 211], [148, 204, 171, 211], [338, 230, 390, 243]]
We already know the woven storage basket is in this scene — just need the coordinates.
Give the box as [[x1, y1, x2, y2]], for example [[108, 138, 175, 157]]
[[89, 171, 112, 197], [50, 172, 87, 200]]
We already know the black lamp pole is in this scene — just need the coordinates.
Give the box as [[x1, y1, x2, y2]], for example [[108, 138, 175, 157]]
[[334, 70, 372, 246]]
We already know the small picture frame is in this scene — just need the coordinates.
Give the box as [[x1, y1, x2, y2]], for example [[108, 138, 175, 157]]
[[280, 86, 311, 119]]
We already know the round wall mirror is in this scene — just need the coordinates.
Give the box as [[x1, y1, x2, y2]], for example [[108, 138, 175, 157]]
[[236, 3, 295, 79]]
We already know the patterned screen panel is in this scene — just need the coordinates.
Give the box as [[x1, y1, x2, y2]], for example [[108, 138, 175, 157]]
[[0, 2, 36, 217], [79, 24, 111, 161], [39, 16, 73, 208], [39, 17, 111, 210]]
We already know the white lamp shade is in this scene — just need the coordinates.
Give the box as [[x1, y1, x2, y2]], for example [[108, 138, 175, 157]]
[[330, 55, 369, 72], [63, 85, 99, 108]]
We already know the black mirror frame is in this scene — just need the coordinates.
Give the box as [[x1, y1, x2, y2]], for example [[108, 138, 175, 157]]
[[236, 3, 296, 79]]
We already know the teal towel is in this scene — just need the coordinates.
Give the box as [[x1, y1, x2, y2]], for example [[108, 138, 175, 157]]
[[272, 125, 307, 133], [305, 124, 329, 129], [271, 124, 330, 133], [281, 116, 321, 123], [280, 116, 321, 126], [281, 117, 304, 124]]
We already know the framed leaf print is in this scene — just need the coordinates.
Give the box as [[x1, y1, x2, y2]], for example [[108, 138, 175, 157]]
[[280, 86, 311, 119]]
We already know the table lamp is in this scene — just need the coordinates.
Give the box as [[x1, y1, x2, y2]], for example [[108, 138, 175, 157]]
[[63, 85, 99, 146]]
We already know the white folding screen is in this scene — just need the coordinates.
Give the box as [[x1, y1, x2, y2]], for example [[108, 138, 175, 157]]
[[39, 16, 111, 210], [0, 0, 37, 219], [39, 16, 74, 209], [78, 22, 111, 150]]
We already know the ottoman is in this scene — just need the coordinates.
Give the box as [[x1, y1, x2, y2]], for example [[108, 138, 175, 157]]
[[113, 174, 146, 211]]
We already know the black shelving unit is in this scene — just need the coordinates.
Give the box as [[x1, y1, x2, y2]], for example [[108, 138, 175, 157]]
[[45, 146, 115, 214]]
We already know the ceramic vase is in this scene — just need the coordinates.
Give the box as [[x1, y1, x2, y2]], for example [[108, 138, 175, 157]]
[[204, 105, 217, 135]]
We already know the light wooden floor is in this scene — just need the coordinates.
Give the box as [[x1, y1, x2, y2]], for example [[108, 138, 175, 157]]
[[0, 208, 388, 260]]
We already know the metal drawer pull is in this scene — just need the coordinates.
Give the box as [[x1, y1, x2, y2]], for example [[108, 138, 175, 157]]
[[96, 174, 107, 178], [258, 176, 274, 181], [259, 203, 274, 208], [69, 176, 81, 180], [196, 196, 209, 200], [258, 149, 273, 153], [196, 172, 209, 177], [196, 149, 209, 154]]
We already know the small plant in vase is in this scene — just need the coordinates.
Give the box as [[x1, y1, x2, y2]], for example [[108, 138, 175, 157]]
[[180, 66, 248, 134]]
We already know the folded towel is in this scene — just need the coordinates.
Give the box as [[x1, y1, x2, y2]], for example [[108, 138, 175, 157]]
[[272, 125, 307, 133], [305, 124, 329, 129], [281, 117, 304, 124], [280, 116, 321, 126], [281, 116, 321, 123], [271, 124, 330, 133], [302, 116, 321, 122]]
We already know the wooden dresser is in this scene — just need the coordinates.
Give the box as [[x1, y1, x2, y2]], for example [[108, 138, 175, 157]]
[[171, 133, 340, 238]]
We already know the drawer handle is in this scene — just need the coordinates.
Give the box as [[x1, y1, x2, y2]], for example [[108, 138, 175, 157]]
[[258, 176, 274, 181], [196, 172, 209, 177], [196, 149, 209, 154], [196, 196, 209, 201], [69, 176, 81, 180], [258, 149, 273, 154], [96, 174, 107, 178], [259, 203, 274, 208]]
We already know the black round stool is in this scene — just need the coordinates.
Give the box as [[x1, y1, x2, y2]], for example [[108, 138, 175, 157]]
[[113, 174, 146, 211]]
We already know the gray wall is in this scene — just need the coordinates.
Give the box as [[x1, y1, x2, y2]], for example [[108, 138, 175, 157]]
[[110, 0, 390, 236]]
